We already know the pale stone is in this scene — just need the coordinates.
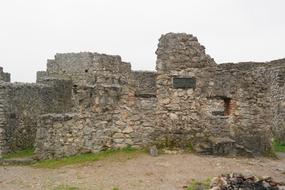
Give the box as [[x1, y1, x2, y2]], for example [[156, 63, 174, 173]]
[[113, 133, 124, 138], [169, 113, 178, 120], [122, 127, 133, 134], [113, 139, 124, 143], [161, 98, 170, 105], [125, 139, 133, 145], [187, 89, 193, 96]]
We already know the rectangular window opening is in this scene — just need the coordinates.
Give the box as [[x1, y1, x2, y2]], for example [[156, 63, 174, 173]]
[[209, 96, 233, 117], [224, 98, 231, 116]]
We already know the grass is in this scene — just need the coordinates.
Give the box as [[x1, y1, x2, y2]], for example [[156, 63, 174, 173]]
[[2, 148, 34, 159], [33, 147, 145, 169], [187, 143, 194, 153], [273, 139, 285, 153], [53, 185, 80, 190], [187, 178, 211, 190]]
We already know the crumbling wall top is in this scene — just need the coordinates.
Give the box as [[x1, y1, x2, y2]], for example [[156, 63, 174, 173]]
[[45, 52, 132, 86], [132, 71, 156, 97], [218, 58, 285, 71], [156, 33, 216, 72], [47, 52, 130, 74], [0, 67, 10, 82]]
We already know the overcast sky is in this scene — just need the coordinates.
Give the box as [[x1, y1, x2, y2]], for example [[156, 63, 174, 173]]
[[0, 0, 284, 82]]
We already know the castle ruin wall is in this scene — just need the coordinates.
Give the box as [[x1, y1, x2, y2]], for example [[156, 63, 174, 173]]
[[154, 33, 284, 156], [35, 53, 157, 159], [1, 33, 285, 159], [0, 78, 72, 155]]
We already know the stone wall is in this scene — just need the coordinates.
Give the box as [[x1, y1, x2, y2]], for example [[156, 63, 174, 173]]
[[35, 94, 157, 160], [35, 53, 157, 159], [0, 67, 10, 157], [154, 33, 281, 156], [132, 71, 156, 97], [214, 60, 285, 143], [0, 79, 72, 154], [0, 85, 7, 158], [208, 63, 274, 155], [34, 35, 285, 159], [2, 32, 285, 159], [35, 82, 156, 159], [44, 52, 131, 86], [0, 67, 10, 82], [266, 60, 285, 141]]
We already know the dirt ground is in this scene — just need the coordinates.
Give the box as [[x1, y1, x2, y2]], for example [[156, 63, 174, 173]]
[[0, 153, 284, 190]]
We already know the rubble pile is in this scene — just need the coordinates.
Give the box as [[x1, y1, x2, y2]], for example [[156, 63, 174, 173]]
[[210, 173, 285, 190]]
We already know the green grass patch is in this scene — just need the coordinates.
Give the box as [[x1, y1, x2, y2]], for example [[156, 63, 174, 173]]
[[273, 139, 285, 153], [187, 178, 211, 190], [187, 143, 194, 153], [53, 185, 80, 190], [33, 147, 145, 169], [2, 148, 34, 159]]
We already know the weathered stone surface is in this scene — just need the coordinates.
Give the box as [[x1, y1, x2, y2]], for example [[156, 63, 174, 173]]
[[1, 33, 285, 159], [154, 32, 284, 156], [149, 145, 158, 157], [0, 79, 72, 154], [210, 173, 284, 190], [0, 67, 10, 82]]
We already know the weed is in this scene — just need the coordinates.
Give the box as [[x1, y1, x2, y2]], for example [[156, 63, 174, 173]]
[[187, 178, 211, 190]]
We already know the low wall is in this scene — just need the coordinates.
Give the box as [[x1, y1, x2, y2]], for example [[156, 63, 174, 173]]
[[35, 97, 157, 159], [0, 79, 72, 154], [35, 76, 157, 159]]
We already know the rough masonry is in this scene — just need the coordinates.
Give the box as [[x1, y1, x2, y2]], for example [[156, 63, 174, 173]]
[[0, 33, 284, 159]]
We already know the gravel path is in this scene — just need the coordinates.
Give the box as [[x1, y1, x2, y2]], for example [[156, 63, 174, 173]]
[[0, 154, 284, 190]]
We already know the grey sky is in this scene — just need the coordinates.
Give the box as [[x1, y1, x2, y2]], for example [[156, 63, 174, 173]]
[[0, 0, 284, 82]]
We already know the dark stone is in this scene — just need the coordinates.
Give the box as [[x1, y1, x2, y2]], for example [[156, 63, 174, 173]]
[[173, 77, 196, 89], [212, 111, 225, 116]]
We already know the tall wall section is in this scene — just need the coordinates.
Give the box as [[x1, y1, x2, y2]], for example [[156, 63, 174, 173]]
[[208, 62, 277, 155], [0, 68, 10, 157], [35, 53, 157, 159], [0, 82, 7, 157], [38, 52, 131, 86], [266, 59, 285, 141], [154, 33, 277, 156]]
